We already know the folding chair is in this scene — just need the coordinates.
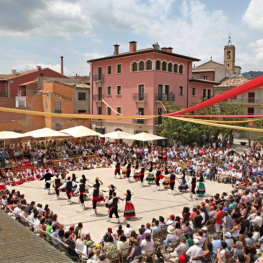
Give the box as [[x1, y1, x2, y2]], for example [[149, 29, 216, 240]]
[[108, 251, 120, 263], [120, 246, 130, 263]]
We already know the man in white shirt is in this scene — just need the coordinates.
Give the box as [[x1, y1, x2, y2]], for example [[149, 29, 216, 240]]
[[186, 239, 203, 263], [251, 211, 263, 228], [124, 224, 131, 238]]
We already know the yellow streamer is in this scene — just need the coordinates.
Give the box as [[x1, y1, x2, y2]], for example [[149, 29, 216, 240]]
[[101, 99, 122, 115], [0, 107, 157, 120], [169, 116, 263, 133]]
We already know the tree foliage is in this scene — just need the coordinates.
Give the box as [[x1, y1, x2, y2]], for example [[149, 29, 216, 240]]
[[159, 100, 247, 143]]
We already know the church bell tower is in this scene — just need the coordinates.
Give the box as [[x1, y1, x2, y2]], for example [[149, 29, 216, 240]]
[[224, 36, 235, 75]]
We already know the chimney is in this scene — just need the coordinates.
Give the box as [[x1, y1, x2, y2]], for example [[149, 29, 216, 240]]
[[152, 42, 160, 50], [113, 44, 120, 55], [60, 56, 64, 75], [36, 65, 41, 71], [129, 41, 137, 52], [11, 69, 16, 74], [161, 47, 167, 52], [166, 47, 173, 53]]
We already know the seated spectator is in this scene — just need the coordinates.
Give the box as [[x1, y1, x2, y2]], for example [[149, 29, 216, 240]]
[[137, 228, 146, 241], [163, 226, 177, 246], [144, 223, 152, 235], [186, 238, 203, 262], [140, 233, 154, 256], [245, 231, 255, 246], [82, 241, 94, 260], [58, 228, 65, 241], [212, 233, 221, 255], [103, 235, 118, 258], [45, 219, 53, 241], [116, 235, 129, 251], [183, 221, 193, 234], [51, 224, 59, 245], [126, 240, 142, 262], [115, 225, 124, 239], [166, 237, 189, 261], [124, 224, 131, 238], [75, 233, 86, 254], [232, 241, 244, 259], [158, 216, 166, 229], [224, 232, 233, 250], [74, 222, 83, 239], [152, 220, 161, 234]]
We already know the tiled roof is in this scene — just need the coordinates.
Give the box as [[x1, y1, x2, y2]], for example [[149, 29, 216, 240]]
[[0, 69, 39, 81], [215, 76, 250, 87], [0, 210, 73, 263]]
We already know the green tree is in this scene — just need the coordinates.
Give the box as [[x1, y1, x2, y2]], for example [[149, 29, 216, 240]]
[[159, 100, 247, 144]]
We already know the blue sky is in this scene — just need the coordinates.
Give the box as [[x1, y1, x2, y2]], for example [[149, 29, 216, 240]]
[[0, 0, 262, 76]]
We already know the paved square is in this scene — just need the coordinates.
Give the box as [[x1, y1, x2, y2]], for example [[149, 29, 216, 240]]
[[10, 168, 232, 242]]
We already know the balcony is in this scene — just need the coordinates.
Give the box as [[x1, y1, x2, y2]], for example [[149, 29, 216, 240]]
[[93, 95, 104, 101], [92, 74, 105, 82], [234, 97, 263, 104], [54, 110, 62, 113], [155, 94, 175, 102], [132, 93, 148, 102], [132, 119, 146, 124]]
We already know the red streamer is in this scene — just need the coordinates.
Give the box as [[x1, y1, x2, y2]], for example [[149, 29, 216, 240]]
[[159, 100, 167, 113], [163, 75, 263, 117]]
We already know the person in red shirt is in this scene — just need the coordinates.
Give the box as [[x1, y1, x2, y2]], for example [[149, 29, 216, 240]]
[[214, 205, 224, 233]]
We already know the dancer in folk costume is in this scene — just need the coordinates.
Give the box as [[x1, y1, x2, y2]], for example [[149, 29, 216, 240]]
[[39, 169, 53, 195], [196, 174, 206, 197], [54, 174, 62, 199], [78, 178, 90, 210], [146, 162, 155, 184], [106, 192, 124, 223], [178, 170, 189, 192], [115, 160, 121, 178], [155, 167, 163, 191], [169, 173, 176, 195], [123, 190, 136, 220], [190, 173, 197, 200], [139, 164, 145, 186], [126, 162, 132, 182], [59, 176, 77, 204], [90, 184, 100, 216], [105, 184, 117, 209]]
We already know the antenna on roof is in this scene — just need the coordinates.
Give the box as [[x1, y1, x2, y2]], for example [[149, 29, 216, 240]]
[[228, 34, 232, 45]]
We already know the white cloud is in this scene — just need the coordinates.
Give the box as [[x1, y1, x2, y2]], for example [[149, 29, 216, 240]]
[[243, 0, 263, 30]]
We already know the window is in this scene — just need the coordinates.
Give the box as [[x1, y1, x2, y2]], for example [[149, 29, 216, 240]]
[[227, 51, 231, 59], [54, 101, 62, 113], [248, 108, 254, 116], [107, 65, 112, 75], [192, 87, 196, 96], [162, 61, 167, 71], [203, 89, 207, 98], [179, 64, 184, 74], [173, 64, 178, 73], [78, 92, 86, 100], [146, 60, 152, 70], [78, 110, 86, 113], [139, 61, 144, 71], [45, 101, 48, 108], [116, 107, 121, 114], [116, 85, 122, 95], [55, 123, 62, 131], [107, 107, 111, 115], [98, 107, 102, 115], [117, 64, 122, 74], [138, 84, 144, 100], [203, 76, 208, 80], [132, 62, 137, 72], [156, 60, 161, 70], [98, 66, 102, 76], [207, 89, 211, 99], [228, 64, 229, 67], [179, 86, 183, 95], [168, 63, 172, 72], [107, 86, 112, 95], [3, 84, 7, 97]]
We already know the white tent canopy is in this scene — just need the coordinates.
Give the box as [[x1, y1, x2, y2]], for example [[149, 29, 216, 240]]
[[60, 125, 101, 137], [100, 131, 132, 139], [24, 128, 69, 138], [125, 132, 166, 141], [0, 131, 27, 139]]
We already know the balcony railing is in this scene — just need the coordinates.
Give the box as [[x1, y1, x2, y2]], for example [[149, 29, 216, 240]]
[[132, 93, 148, 102], [93, 95, 104, 101], [155, 94, 175, 102], [234, 97, 263, 104], [132, 119, 146, 124], [54, 110, 62, 113], [92, 74, 105, 82]]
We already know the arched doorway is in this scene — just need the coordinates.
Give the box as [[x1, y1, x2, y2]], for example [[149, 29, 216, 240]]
[[115, 128, 122, 131]]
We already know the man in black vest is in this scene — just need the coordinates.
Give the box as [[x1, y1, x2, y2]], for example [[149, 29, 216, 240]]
[[115, 160, 121, 178], [106, 192, 124, 223], [91, 184, 99, 216], [140, 164, 145, 186], [39, 169, 53, 195], [78, 178, 88, 210], [59, 176, 77, 204], [170, 173, 176, 195], [54, 174, 62, 199]]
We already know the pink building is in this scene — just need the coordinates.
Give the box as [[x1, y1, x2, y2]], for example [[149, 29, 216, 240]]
[[88, 41, 217, 135]]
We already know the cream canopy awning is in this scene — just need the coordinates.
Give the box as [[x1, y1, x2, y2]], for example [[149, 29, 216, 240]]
[[100, 131, 132, 139], [24, 128, 69, 138], [0, 131, 27, 139], [60, 125, 101, 137], [125, 132, 166, 141]]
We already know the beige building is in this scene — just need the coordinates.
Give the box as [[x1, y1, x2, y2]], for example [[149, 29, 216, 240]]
[[74, 84, 90, 114], [214, 75, 263, 138]]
